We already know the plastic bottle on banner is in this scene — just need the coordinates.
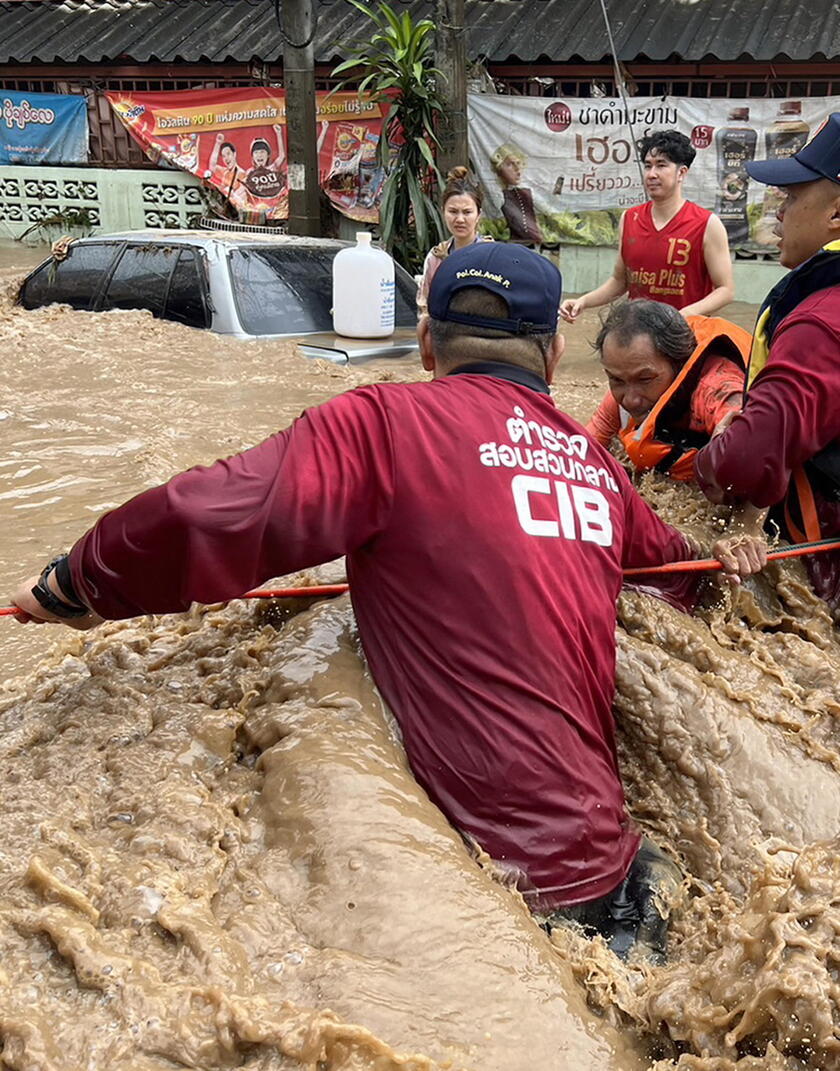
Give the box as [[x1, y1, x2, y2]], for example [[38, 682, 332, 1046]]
[[754, 101, 810, 246], [714, 107, 757, 247], [332, 232, 395, 338]]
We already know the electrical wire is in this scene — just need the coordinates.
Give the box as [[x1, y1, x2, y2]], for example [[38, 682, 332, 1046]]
[[596, 0, 645, 188]]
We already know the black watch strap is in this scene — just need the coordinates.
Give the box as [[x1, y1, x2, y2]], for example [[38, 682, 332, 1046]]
[[30, 556, 90, 619]]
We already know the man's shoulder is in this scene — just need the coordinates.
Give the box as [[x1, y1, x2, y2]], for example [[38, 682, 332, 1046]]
[[776, 286, 840, 337], [623, 201, 649, 221]]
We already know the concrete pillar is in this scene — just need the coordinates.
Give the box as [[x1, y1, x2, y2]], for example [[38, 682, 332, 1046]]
[[436, 0, 468, 177], [282, 0, 321, 236]]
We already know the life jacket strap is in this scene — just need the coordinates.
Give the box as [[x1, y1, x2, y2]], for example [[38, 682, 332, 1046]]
[[785, 466, 822, 544]]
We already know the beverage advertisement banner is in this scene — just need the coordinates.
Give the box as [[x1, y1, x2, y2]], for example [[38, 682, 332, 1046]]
[[106, 87, 387, 223], [468, 93, 840, 249], [0, 90, 88, 165]]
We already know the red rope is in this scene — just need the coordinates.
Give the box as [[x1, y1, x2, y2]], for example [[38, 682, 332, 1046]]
[[5, 538, 840, 617], [623, 536, 840, 577]]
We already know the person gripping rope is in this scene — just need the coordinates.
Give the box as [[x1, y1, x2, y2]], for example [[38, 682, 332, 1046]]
[[586, 300, 751, 481], [561, 130, 734, 323], [10, 244, 762, 961], [696, 113, 840, 610]]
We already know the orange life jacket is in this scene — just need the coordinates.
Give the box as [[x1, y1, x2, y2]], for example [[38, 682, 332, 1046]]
[[618, 315, 752, 482]]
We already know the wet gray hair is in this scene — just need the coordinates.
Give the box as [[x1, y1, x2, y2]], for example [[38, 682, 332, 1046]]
[[595, 300, 697, 368]]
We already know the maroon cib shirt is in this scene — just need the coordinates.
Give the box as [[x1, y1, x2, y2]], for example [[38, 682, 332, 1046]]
[[70, 365, 693, 910]]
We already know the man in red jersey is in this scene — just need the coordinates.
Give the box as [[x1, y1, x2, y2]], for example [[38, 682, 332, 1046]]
[[696, 113, 840, 609], [10, 244, 759, 962], [561, 130, 734, 322]]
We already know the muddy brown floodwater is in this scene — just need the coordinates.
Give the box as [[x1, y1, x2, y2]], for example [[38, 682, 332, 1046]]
[[1, 239, 839, 1070]]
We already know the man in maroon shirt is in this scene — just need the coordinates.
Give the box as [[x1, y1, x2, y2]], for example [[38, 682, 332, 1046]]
[[695, 114, 840, 608], [11, 244, 758, 961]]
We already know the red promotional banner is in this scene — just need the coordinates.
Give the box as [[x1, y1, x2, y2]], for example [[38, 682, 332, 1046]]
[[106, 87, 387, 223]]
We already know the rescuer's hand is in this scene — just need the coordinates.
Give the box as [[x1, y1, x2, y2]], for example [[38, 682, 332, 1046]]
[[712, 533, 768, 582], [10, 574, 104, 631]]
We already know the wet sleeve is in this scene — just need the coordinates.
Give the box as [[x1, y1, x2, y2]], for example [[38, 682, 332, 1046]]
[[585, 390, 621, 446], [68, 388, 395, 619], [695, 315, 840, 506], [690, 356, 743, 435], [617, 467, 698, 611]]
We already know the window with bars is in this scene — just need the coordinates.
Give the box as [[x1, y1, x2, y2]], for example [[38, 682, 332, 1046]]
[[486, 71, 840, 99]]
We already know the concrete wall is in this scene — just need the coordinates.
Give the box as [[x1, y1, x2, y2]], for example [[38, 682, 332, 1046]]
[[0, 165, 207, 241]]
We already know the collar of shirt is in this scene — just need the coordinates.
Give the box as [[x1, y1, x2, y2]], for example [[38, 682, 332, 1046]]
[[445, 360, 550, 395]]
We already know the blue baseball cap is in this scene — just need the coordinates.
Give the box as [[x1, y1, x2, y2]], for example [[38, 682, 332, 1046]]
[[428, 243, 562, 335], [746, 113, 840, 186]]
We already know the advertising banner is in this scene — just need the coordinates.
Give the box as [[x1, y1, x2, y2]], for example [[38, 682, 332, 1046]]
[[0, 90, 88, 165], [106, 87, 386, 223], [468, 93, 840, 249]]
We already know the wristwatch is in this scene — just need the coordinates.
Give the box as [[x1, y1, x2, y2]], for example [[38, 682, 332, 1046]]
[[30, 555, 90, 619]]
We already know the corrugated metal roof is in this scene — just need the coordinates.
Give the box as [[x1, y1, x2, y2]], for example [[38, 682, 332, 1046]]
[[1, 0, 839, 66]]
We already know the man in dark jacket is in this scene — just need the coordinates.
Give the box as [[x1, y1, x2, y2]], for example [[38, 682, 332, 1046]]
[[696, 113, 840, 608]]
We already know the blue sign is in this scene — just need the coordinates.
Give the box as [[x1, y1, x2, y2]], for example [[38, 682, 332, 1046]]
[[0, 90, 88, 165]]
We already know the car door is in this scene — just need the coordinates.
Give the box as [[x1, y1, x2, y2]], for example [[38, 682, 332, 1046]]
[[99, 243, 211, 329], [18, 242, 121, 311], [163, 246, 211, 329]]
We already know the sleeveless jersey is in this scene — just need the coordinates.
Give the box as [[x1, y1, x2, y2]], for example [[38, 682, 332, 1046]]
[[621, 200, 713, 309]]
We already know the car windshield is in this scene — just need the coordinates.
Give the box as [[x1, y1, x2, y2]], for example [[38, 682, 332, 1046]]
[[229, 246, 417, 336]]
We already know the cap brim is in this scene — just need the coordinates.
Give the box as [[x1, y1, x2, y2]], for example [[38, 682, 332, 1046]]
[[745, 156, 823, 186]]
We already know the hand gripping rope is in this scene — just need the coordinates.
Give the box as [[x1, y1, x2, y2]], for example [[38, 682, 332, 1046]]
[[3, 539, 840, 618]]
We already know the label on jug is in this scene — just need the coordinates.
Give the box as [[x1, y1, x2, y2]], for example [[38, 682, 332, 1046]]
[[380, 277, 395, 329]]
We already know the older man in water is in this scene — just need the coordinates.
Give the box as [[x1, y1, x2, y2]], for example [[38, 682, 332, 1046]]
[[586, 299, 751, 481], [696, 113, 840, 610], [10, 243, 760, 962]]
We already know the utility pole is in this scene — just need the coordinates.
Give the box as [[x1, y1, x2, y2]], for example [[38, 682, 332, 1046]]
[[282, 0, 321, 236], [436, 0, 468, 176]]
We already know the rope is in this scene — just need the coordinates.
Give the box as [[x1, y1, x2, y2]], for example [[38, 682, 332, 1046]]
[[623, 536, 840, 577], [5, 539, 840, 618]]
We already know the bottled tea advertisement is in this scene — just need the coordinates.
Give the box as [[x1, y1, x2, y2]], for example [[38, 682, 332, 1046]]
[[106, 87, 386, 223], [468, 94, 839, 250]]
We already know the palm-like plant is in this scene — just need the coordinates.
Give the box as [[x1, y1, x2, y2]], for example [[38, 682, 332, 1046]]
[[331, 0, 445, 272]]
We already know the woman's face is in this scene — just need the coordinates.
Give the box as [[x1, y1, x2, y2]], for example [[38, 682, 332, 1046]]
[[498, 156, 522, 186], [443, 193, 480, 241], [600, 331, 676, 422]]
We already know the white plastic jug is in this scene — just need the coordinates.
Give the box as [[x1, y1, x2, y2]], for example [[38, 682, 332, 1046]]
[[332, 232, 396, 338]]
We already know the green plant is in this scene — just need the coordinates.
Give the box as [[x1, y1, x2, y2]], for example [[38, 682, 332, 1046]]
[[331, 0, 445, 273], [16, 206, 94, 242]]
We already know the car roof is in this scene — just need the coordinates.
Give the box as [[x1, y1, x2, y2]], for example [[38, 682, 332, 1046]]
[[72, 229, 351, 250]]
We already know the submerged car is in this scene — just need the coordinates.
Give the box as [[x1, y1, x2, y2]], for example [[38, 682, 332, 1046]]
[[17, 229, 420, 363]]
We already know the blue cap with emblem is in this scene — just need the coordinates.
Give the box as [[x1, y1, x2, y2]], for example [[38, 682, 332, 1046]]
[[428, 242, 562, 335], [746, 113, 840, 186]]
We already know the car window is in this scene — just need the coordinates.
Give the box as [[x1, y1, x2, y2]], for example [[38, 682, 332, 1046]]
[[102, 244, 178, 316], [229, 246, 417, 336], [230, 247, 332, 334], [165, 248, 210, 329], [19, 243, 117, 311]]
